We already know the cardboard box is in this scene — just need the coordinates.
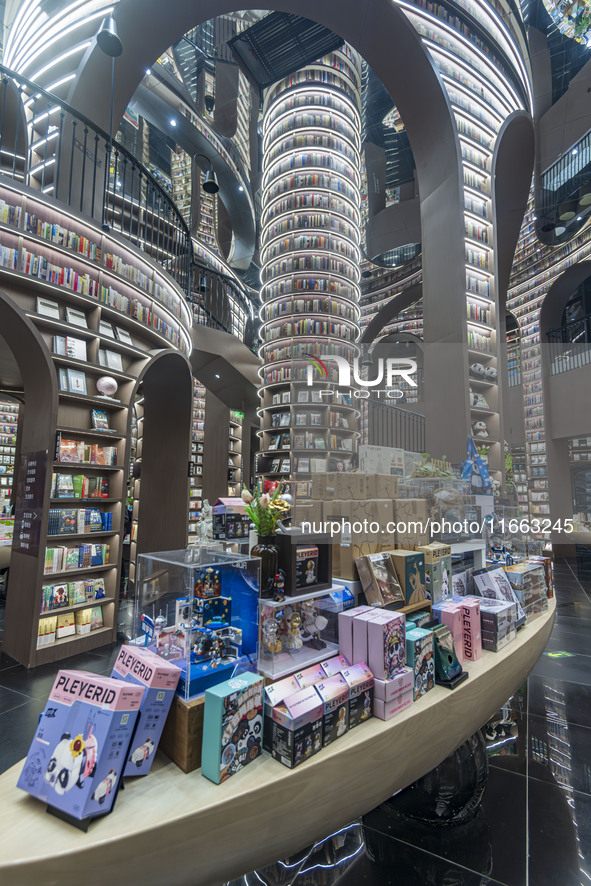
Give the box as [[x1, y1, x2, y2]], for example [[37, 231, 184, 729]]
[[320, 654, 350, 677], [367, 612, 406, 680], [473, 565, 526, 625], [335, 541, 385, 581], [452, 569, 468, 596], [374, 691, 413, 720], [212, 497, 249, 540], [201, 672, 264, 784], [341, 663, 374, 728], [111, 645, 181, 777], [315, 674, 350, 745], [159, 694, 204, 774], [373, 666, 414, 702], [364, 474, 399, 500], [416, 543, 452, 563], [348, 499, 395, 543], [352, 609, 391, 665], [356, 551, 404, 607], [390, 550, 427, 606], [338, 605, 374, 662], [416, 544, 452, 603], [460, 599, 482, 661], [482, 624, 516, 652], [406, 611, 432, 630], [478, 599, 517, 632], [393, 499, 429, 547], [294, 663, 326, 689], [405, 628, 434, 699], [17, 671, 143, 820], [265, 684, 324, 768], [432, 602, 465, 663]]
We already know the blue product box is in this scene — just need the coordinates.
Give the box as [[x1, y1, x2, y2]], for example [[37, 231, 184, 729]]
[[111, 645, 181, 777], [201, 671, 264, 784], [17, 670, 144, 820]]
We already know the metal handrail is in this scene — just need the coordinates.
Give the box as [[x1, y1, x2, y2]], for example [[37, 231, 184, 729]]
[[0, 63, 193, 297]]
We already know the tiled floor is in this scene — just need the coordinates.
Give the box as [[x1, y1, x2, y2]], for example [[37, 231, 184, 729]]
[[1, 559, 590, 886]]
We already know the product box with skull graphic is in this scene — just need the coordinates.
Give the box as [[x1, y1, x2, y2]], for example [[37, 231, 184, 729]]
[[17, 670, 143, 820], [201, 672, 264, 784]]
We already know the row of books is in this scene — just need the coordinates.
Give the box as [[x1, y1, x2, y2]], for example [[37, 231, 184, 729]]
[[26, 215, 101, 261], [51, 473, 109, 499], [99, 285, 184, 346], [41, 577, 107, 612], [0, 199, 21, 226], [44, 542, 111, 574], [21, 249, 99, 296], [37, 607, 105, 646], [47, 509, 113, 536], [56, 434, 118, 465]]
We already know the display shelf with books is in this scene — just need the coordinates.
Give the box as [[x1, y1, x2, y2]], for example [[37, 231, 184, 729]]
[[0, 399, 18, 513], [228, 410, 243, 497], [188, 379, 206, 540]]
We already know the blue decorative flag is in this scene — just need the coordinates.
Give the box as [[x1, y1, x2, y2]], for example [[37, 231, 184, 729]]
[[461, 438, 492, 494]]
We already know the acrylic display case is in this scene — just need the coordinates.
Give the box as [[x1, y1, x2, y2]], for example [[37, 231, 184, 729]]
[[258, 584, 354, 680], [133, 546, 260, 699]]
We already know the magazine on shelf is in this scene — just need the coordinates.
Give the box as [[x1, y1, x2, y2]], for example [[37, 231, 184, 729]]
[[37, 297, 60, 320], [65, 307, 88, 328], [67, 369, 87, 395], [114, 327, 133, 344], [99, 320, 115, 338]]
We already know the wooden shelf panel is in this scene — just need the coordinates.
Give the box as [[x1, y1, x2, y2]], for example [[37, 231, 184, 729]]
[[53, 462, 123, 472], [34, 625, 114, 664], [58, 391, 127, 410], [46, 531, 118, 541], [56, 427, 124, 440], [39, 597, 115, 618], [42, 564, 116, 580], [50, 498, 120, 504]]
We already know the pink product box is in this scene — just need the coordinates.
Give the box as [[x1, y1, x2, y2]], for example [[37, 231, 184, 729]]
[[438, 606, 465, 664], [367, 613, 406, 680], [264, 674, 300, 709], [314, 674, 350, 746], [341, 663, 374, 728], [320, 654, 350, 677], [461, 599, 482, 661], [352, 610, 392, 665], [373, 666, 414, 702], [111, 645, 181, 777], [338, 606, 374, 662], [294, 663, 326, 689], [374, 690, 413, 721]]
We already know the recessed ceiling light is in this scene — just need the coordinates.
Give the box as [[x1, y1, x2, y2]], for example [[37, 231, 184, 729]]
[[170, 118, 177, 127], [577, 215, 583, 221], [572, 148, 578, 155], [214, 373, 220, 379], [533, 215, 537, 220], [238, 185, 244, 192], [146, 68, 151, 75]]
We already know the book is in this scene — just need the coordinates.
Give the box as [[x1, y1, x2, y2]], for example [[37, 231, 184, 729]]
[[65, 307, 87, 328], [279, 412, 290, 427], [279, 458, 291, 473], [65, 337, 87, 361], [53, 335, 67, 356], [58, 368, 68, 391], [114, 327, 133, 344], [98, 349, 123, 371], [314, 436, 326, 449], [99, 320, 115, 337], [268, 434, 280, 450], [90, 606, 104, 630], [297, 391, 310, 403], [67, 369, 87, 395], [91, 409, 110, 431], [37, 297, 60, 319]]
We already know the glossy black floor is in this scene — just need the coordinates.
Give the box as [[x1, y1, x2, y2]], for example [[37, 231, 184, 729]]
[[0, 558, 590, 886]]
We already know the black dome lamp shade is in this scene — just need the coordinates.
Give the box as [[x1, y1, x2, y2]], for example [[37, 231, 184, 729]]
[[97, 16, 123, 57]]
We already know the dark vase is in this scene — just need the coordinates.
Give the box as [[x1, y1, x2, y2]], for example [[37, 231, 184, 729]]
[[251, 535, 279, 598]]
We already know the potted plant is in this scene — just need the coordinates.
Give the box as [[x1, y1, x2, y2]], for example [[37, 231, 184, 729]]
[[241, 483, 290, 597]]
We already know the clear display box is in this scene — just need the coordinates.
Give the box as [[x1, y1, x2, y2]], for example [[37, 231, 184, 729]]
[[134, 547, 260, 699], [258, 584, 354, 680]]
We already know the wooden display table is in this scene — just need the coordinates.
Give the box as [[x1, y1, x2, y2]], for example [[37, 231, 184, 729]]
[[0, 598, 555, 886]]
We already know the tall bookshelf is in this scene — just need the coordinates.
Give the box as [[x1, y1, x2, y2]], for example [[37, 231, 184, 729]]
[[228, 409, 243, 496], [188, 379, 206, 541], [0, 399, 18, 514], [0, 179, 192, 667]]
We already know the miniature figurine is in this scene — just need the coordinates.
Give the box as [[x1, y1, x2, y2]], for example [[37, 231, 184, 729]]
[[305, 559, 316, 584], [91, 769, 117, 805], [336, 707, 347, 736], [282, 610, 303, 649], [300, 599, 328, 650], [262, 617, 282, 654], [129, 738, 155, 768], [272, 569, 286, 603]]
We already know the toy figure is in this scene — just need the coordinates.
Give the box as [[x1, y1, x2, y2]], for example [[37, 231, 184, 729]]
[[91, 769, 117, 805], [262, 617, 282, 654], [305, 560, 316, 584], [283, 610, 303, 649], [336, 707, 347, 736], [129, 738, 155, 767], [45, 728, 98, 795], [300, 599, 328, 650], [272, 569, 286, 603]]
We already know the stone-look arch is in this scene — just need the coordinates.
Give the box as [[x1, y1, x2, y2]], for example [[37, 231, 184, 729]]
[[129, 349, 193, 560], [0, 291, 59, 665], [66, 0, 471, 458]]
